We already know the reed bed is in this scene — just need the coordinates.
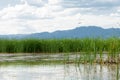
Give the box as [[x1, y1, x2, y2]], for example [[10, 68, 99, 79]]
[[0, 38, 120, 64], [0, 38, 120, 53]]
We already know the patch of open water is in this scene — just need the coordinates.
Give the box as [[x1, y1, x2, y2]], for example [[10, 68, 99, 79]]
[[0, 53, 120, 80], [0, 64, 119, 80]]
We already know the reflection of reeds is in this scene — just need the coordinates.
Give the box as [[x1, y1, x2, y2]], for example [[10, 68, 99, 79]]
[[116, 64, 119, 80]]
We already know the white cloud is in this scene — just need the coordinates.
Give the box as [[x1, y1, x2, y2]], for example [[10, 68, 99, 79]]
[[79, 14, 120, 28], [0, 0, 120, 34], [95, 0, 118, 2], [110, 7, 120, 17], [110, 13, 119, 17], [0, 19, 25, 34], [25, 13, 80, 33], [0, 0, 79, 34], [48, 0, 62, 5], [0, 3, 32, 19], [0, 0, 64, 20], [116, 7, 120, 12]]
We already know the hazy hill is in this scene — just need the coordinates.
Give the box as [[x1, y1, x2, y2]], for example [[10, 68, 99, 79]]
[[0, 26, 120, 39]]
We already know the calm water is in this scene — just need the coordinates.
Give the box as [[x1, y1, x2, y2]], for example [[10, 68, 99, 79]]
[[0, 64, 119, 80]]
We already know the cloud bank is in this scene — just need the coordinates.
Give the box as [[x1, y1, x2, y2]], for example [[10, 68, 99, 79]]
[[0, 0, 120, 34]]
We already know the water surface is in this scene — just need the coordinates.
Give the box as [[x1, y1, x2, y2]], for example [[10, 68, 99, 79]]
[[0, 64, 119, 80]]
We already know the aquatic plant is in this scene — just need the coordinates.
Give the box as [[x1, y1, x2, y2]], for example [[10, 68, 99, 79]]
[[0, 38, 120, 63]]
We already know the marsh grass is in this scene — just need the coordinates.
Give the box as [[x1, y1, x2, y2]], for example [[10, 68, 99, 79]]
[[0, 38, 120, 64]]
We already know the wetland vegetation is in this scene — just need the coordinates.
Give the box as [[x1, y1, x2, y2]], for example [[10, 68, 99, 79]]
[[0, 37, 119, 53], [0, 37, 120, 64], [0, 38, 120, 80]]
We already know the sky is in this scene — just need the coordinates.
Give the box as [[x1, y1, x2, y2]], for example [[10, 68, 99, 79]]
[[0, 0, 120, 34]]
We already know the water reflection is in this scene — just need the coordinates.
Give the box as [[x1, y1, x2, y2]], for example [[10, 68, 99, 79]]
[[0, 64, 119, 80]]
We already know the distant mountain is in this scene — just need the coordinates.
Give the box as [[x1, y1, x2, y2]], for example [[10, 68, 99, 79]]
[[0, 26, 120, 39]]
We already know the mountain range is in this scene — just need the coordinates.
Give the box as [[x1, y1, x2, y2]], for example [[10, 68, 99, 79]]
[[0, 26, 120, 39]]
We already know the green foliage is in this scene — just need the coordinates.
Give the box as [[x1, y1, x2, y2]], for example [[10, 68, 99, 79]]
[[0, 38, 120, 53]]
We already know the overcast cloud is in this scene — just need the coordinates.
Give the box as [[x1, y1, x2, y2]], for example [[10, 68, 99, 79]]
[[0, 0, 120, 34]]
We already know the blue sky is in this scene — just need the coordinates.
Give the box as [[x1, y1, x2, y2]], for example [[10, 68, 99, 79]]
[[0, 0, 120, 34]]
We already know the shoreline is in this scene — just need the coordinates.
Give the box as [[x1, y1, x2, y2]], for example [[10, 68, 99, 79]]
[[0, 53, 120, 64]]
